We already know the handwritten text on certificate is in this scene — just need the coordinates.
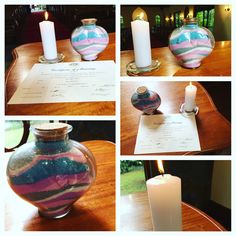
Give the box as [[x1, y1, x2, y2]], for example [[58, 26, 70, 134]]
[[134, 114, 201, 154], [8, 61, 115, 104]]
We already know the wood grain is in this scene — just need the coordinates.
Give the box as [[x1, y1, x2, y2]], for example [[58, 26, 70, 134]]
[[120, 41, 231, 76], [4, 140, 115, 231], [5, 33, 115, 115], [120, 191, 226, 231], [120, 81, 231, 155]]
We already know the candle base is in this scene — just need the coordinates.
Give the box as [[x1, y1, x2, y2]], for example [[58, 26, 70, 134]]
[[38, 53, 65, 64], [180, 103, 199, 117], [126, 59, 161, 76]]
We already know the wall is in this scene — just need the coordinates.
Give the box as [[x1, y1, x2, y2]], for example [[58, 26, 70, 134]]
[[211, 161, 231, 209], [213, 5, 231, 41]]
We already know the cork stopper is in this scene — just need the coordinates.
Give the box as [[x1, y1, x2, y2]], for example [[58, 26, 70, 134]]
[[32, 123, 72, 141], [136, 86, 148, 95]]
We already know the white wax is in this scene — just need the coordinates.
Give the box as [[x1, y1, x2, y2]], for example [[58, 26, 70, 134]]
[[131, 20, 152, 68], [184, 83, 197, 112], [146, 174, 182, 231], [39, 20, 57, 60]]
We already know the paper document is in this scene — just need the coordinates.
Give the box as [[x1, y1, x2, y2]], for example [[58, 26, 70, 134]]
[[134, 114, 201, 154], [8, 61, 115, 104]]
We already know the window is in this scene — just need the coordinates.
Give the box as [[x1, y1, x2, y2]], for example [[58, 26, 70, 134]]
[[120, 161, 146, 195], [30, 5, 46, 12], [204, 10, 208, 26], [155, 15, 161, 27], [5, 121, 49, 151], [196, 8, 215, 31], [120, 15, 124, 29], [196, 11, 204, 26], [174, 12, 181, 27], [208, 9, 215, 32]]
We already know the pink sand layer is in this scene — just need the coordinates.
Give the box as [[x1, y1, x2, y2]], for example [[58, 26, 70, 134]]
[[170, 39, 212, 50], [72, 38, 108, 47]]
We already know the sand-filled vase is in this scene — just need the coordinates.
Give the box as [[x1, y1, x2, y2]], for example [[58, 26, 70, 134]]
[[169, 18, 215, 68], [71, 18, 109, 61], [6, 123, 96, 219], [131, 86, 161, 114]]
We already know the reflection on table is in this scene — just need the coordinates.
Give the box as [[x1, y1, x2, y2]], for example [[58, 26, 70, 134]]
[[120, 191, 226, 231]]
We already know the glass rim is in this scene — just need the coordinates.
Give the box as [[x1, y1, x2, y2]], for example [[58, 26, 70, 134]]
[[184, 17, 198, 24], [81, 18, 97, 25]]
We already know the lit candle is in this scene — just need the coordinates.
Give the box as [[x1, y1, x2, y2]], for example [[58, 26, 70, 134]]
[[184, 82, 197, 112], [131, 8, 152, 68], [39, 11, 57, 60], [146, 161, 182, 231]]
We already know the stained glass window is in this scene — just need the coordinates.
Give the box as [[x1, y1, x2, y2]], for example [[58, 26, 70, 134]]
[[196, 8, 214, 31], [208, 9, 215, 32], [155, 15, 161, 27], [175, 12, 180, 27], [120, 16, 124, 29]]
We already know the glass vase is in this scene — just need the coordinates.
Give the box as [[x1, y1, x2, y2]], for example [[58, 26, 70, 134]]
[[131, 86, 161, 114], [6, 123, 96, 219], [169, 18, 215, 69], [71, 18, 109, 61]]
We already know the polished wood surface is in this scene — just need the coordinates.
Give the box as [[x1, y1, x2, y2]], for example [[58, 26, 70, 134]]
[[121, 81, 231, 155], [4, 140, 115, 231], [5, 33, 115, 115], [121, 41, 231, 76], [120, 191, 226, 231]]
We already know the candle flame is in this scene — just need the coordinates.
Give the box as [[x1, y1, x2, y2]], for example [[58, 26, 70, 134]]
[[140, 12, 144, 20], [132, 7, 148, 21], [45, 11, 49, 21], [157, 160, 165, 175]]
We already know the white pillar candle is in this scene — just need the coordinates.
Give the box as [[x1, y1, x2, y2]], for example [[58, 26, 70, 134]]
[[39, 12, 57, 60], [131, 19, 152, 68], [146, 174, 182, 231], [184, 82, 197, 112]]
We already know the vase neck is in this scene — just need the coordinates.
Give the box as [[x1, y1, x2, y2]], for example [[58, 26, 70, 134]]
[[81, 18, 97, 29], [35, 134, 69, 143], [136, 86, 150, 98], [35, 136, 71, 154], [32, 123, 72, 153], [32, 123, 72, 139], [183, 18, 199, 28]]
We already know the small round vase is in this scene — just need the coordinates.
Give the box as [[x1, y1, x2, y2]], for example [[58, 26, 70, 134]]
[[6, 123, 96, 219], [71, 18, 109, 61], [169, 18, 215, 69], [131, 86, 161, 114]]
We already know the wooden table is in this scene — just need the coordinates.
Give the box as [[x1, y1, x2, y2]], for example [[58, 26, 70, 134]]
[[4, 140, 115, 231], [121, 81, 231, 155], [121, 41, 231, 76], [5, 33, 115, 115], [120, 191, 226, 231]]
